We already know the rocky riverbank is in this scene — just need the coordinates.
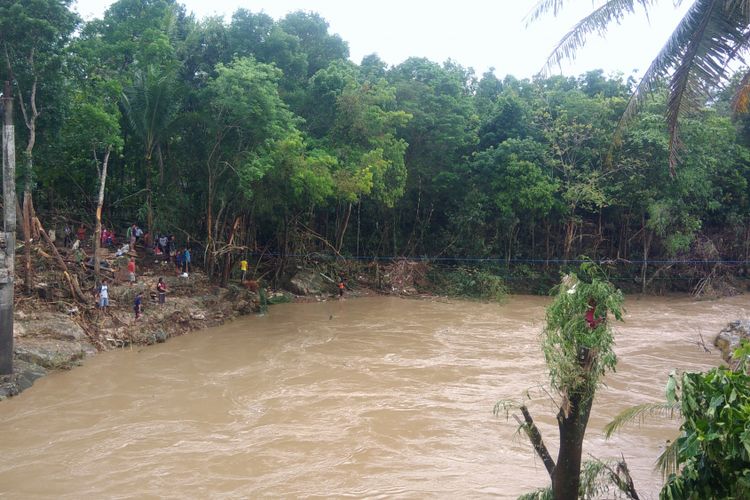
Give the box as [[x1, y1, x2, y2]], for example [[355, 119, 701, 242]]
[[0, 269, 269, 399]]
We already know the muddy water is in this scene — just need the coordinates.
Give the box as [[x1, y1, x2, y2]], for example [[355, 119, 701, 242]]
[[0, 295, 746, 499]]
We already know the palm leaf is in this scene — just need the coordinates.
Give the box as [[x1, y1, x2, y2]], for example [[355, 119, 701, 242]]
[[534, 0, 750, 175], [121, 66, 179, 159], [603, 401, 681, 438], [538, 0, 657, 74], [526, 0, 572, 25], [655, 438, 680, 479]]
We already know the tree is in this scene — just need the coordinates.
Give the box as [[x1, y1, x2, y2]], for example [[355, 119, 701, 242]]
[[531, 0, 750, 174], [605, 364, 750, 498], [60, 90, 122, 278], [499, 264, 625, 498], [121, 65, 179, 232], [0, 0, 79, 294], [278, 11, 349, 78], [197, 57, 298, 275]]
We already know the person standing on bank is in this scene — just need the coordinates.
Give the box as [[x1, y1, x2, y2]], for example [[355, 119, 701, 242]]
[[134, 292, 143, 320], [240, 258, 248, 282], [128, 256, 136, 285], [182, 247, 191, 274], [156, 277, 167, 306], [98, 279, 109, 312]]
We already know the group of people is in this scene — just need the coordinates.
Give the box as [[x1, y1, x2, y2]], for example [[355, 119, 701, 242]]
[[153, 233, 192, 276], [62, 222, 145, 250], [97, 276, 169, 320]]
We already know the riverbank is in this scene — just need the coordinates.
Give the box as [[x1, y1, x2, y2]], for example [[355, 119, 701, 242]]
[[0, 250, 382, 400], [0, 265, 268, 399], [2, 252, 744, 400]]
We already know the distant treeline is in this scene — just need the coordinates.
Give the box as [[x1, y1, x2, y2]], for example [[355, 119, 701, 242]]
[[2, 0, 750, 287]]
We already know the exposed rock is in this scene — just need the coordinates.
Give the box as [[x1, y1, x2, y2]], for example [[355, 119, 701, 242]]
[[189, 311, 206, 321], [14, 338, 96, 369], [288, 269, 324, 296], [0, 360, 48, 400], [714, 320, 750, 365], [15, 314, 87, 342]]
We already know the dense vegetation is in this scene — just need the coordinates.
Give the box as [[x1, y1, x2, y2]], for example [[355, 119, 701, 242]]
[[2, 0, 750, 290]]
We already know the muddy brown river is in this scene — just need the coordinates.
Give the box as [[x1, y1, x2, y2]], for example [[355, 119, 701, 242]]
[[0, 295, 745, 498]]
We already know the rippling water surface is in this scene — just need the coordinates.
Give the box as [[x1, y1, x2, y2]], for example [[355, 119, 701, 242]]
[[0, 295, 746, 499]]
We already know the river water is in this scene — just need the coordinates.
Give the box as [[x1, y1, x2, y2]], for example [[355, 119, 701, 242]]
[[0, 295, 746, 499]]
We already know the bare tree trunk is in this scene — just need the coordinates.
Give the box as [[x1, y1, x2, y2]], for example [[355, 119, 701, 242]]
[[1, 81, 17, 375], [145, 157, 154, 233], [22, 190, 32, 295], [94, 146, 111, 279], [336, 202, 353, 253], [641, 223, 652, 294], [205, 171, 214, 276], [221, 216, 241, 286]]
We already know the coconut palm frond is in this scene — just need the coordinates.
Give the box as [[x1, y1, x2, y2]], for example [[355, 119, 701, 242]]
[[603, 401, 681, 438], [665, 0, 749, 174], [121, 66, 178, 159], [656, 437, 680, 479], [539, 0, 657, 74], [526, 0, 572, 26], [615, 0, 750, 174], [518, 487, 554, 500]]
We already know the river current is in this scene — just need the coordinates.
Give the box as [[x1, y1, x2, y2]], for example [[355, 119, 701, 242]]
[[0, 295, 746, 499]]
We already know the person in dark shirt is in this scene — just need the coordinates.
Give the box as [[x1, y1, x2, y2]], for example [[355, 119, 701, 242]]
[[134, 292, 143, 320]]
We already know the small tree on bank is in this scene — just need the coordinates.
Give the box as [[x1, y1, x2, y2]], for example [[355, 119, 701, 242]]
[[500, 264, 626, 499]]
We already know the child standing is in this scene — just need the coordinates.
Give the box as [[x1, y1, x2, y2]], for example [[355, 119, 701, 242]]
[[156, 277, 167, 306], [98, 279, 109, 311], [127, 256, 136, 285], [134, 292, 143, 320]]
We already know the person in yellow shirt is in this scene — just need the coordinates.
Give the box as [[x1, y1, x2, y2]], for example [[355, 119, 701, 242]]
[[240, 259, 248, 282]]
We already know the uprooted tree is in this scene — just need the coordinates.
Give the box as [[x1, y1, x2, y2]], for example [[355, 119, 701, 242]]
[[499, 264, 632, 499]]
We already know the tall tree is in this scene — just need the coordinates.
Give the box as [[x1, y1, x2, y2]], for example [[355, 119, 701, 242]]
[[502, 265, 624, 498], [121, 65, 178, 232], [0, 0, 79, 294]]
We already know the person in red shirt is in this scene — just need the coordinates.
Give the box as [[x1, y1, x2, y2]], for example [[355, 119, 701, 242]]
[[76, 224, 86, 244], [127, 257, 136, 286], [585, 299, 604, 329]]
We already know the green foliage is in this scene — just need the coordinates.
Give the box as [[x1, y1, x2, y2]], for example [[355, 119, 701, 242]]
[[426, 266, 507, 302], [8, 0, 750, 295], [659, 367, 750, 499], [542, 263, 624, 394], [733, 340, 750, 373]]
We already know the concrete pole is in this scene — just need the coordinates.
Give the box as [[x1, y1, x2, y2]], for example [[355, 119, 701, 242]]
[[1, 81, 16, 375]]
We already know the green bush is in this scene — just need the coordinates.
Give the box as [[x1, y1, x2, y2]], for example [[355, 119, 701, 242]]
[[427, 266, 507, 301]]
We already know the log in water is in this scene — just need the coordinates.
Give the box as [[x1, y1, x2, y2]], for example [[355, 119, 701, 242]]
[[0, 295, 743, 498]]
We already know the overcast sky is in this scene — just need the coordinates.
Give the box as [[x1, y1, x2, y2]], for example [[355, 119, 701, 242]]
[[73, 0, 691, 79]]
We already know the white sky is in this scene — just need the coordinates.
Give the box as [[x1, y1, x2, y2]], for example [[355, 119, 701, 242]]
[[73, 0, 691, 79]]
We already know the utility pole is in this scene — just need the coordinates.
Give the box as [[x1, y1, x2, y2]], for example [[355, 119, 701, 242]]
[[1, 81, 16, 375]]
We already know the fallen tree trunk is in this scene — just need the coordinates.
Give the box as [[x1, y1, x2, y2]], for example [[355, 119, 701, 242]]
[[34, 217, 88, 304]]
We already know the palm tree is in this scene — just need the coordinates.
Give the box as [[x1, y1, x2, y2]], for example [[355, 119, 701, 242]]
[[530, 0, 750, 175], [121, 65, 178, 232]]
